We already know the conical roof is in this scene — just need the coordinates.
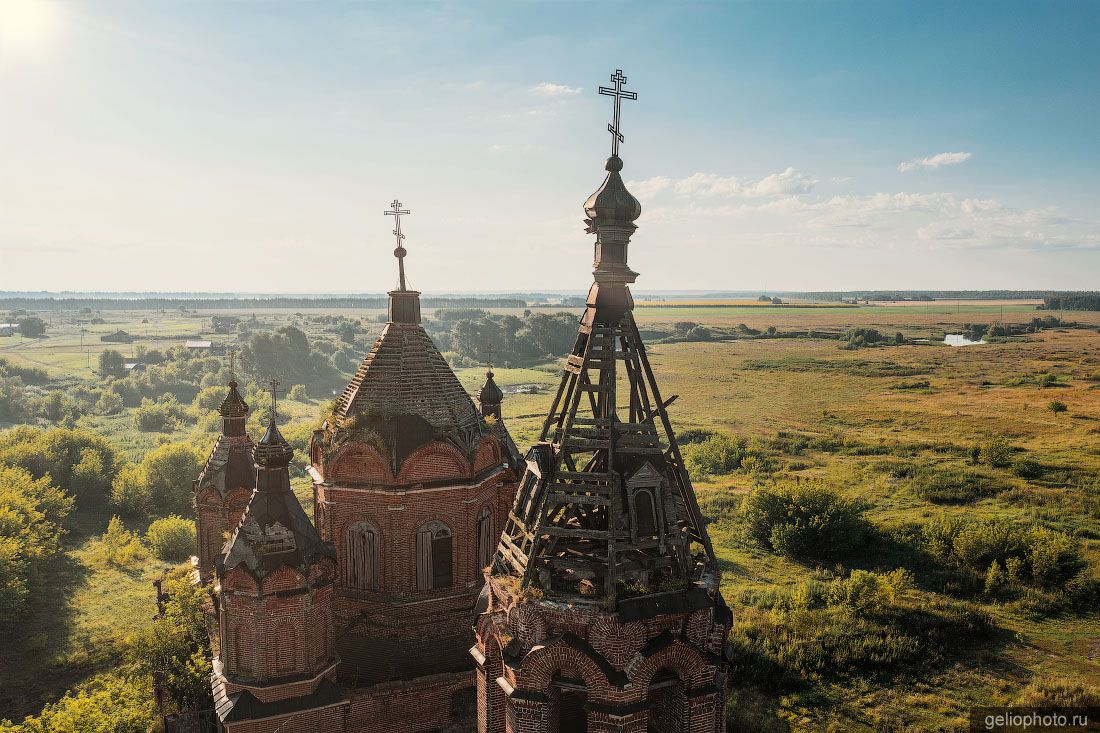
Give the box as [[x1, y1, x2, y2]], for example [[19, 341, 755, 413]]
[[219, 380, 249, 418], [477, 369, 504, 406], [197, 381, 255, 498], [332, 322, 483, 460]]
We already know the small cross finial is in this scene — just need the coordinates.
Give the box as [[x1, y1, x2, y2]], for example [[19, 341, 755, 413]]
[[384, 199, 412, 291], [267, 377, 283, 425], [227, 348, 238, 382], [598, 69, 637, 157], [485, 343, 494, 372]]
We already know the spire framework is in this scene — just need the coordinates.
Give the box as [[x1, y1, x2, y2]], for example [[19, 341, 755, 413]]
[[494, 69, 717, 604]]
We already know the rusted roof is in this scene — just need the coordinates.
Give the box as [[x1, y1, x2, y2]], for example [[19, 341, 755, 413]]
[[334, 322, 482, 449]]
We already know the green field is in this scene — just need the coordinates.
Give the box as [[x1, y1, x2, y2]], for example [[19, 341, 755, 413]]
[[2, 299, 1099, 730]]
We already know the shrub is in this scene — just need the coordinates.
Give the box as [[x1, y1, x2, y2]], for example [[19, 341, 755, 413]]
[[827, 569, 912, 616], [0, 672, 154, 732], [93, 516, 147, 567], [112, 443, 203, 517], [98, 349, 126, 377], [1012, 457, 1044, 480], [922, 514, 1085, 589], [146, 516, 196, 562], [95, 390, 124, 415], [977, 436, 1012, 468], [288, 384, 308, 401], [1048, 400, 1068, 415], [683, 433, 747, 476], [133, 396, 185, 432], [739, 481, 871, 561]]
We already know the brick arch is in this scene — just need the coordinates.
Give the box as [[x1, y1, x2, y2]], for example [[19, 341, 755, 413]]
[[326, 441, 394, 484], [472, 436, 502, 473], [223, 486, 253, 508], [194, 485, 224, 506], [397, 440, 471, 483], [223, 566, 259, 593], [630, 638, 713, 692], [521, 640, 611, 694], [261, 564, 306, 594]]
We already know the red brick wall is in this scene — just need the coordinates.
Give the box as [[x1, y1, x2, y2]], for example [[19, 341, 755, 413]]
[[194, 486, 251, 583]]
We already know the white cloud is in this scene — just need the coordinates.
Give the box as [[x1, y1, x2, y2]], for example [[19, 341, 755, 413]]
[[627, 176, 672, 201], [898, 151, 973, 173], [662, 168, 816, 198], [531, 82, 581, 97], [744, 167, 818, 197]]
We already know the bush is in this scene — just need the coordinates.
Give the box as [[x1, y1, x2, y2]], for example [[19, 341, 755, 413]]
[[683, 433, 748, 476], [1012, 457, 1044, 480], [827, 569, 913, 616], [112, 443, 204, 517], [740, 481, 871, 561], [16, 317, 46, 338], [133, 396, 186, 432], [98, 349, 126, 377], [977, 436, 1012, 468], [288, 384, 308, 401], [92, 516, 146, 567], [146, 516, 196, 562], [0, 427, 121, 508], [95, 390, 124, 415], [922, 514, 1085, 589], [0, 672, 154, 732], [1049, 400, 1068, 415], [124, 568, 214, 713]]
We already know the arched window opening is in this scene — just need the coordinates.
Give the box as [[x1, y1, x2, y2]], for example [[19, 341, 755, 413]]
[[647, 668, 687, 733], [476, 507, 494, 572], [345, 522, 379, 590], [633, 489, 658, 538], [416, 521, 453, 590], [275, 623, 298, 676], [550, 671, 587, 733]]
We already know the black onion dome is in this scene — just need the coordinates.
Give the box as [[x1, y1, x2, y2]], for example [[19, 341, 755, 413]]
[[478, 370, 504, 406], [583, 155, 642, 223], [219, 381, 249, 418], [253, 420, 293, 468]]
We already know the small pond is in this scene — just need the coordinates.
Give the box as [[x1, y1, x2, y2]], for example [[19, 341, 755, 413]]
[[944, 334, 986, 346]]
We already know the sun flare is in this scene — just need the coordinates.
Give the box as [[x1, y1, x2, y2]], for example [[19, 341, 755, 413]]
[[0, 0, 56, 50]]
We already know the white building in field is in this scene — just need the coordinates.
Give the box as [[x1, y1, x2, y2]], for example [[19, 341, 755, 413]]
[[0, 324, 19, 337]]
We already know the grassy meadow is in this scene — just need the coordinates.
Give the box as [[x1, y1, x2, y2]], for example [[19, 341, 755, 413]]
[[2, 298, 1099, 730]]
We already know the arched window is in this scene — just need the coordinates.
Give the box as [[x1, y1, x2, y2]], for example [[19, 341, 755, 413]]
[[345, 522, 379, 590], [634, 489, 658, 538], [476, 507, 494, 572], [416, 521, 452, 590]]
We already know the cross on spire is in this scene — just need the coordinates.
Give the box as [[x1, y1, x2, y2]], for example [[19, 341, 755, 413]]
[[599, 69, 637, 157], [267, 377, 284, 425], [384, 199, 412, 291], [227, 348, 238, 382], [485, 343, 494, 372]]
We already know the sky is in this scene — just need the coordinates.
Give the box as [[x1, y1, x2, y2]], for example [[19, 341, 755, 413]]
[[1, 0, 1098, 294]]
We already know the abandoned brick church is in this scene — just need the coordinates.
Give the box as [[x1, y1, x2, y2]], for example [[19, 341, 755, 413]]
[[190, 70, 730, 733]]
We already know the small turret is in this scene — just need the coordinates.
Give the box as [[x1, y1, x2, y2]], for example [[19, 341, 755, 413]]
[[477, 368, 504, 420]]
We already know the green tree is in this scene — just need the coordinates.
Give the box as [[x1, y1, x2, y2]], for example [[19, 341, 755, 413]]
[[1049, 400, 1068, 415], [16, 317, 46, 338], [0, 467, 71, 625], [146, 516, 196, 562], [125, 568, 213, 713], [98, 349, 125, 377]]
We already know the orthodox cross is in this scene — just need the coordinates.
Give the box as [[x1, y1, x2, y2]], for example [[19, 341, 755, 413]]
[[227, 348, 238, 382], [267, 377, 284, 424], [384, 199, 412, 291], [599, 69, 637, 157], [485, 343, 494, 372]]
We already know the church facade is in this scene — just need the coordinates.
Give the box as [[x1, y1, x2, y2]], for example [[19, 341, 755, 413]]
[[194, 226, 522, 732]]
